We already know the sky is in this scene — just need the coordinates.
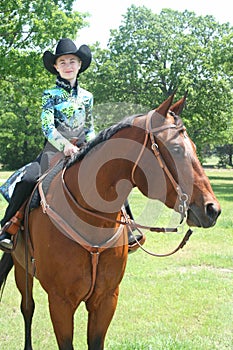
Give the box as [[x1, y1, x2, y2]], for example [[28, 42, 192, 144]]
[[74, 0, 233, 47]]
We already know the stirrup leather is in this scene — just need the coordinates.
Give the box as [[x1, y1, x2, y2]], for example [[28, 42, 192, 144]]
[[2, 210, 24, 235]]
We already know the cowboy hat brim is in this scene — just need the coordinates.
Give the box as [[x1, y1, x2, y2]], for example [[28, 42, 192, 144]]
[[43, 44, 92, 75]]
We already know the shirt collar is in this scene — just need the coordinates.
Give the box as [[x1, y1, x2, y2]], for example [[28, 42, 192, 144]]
[[56, 75, 78, 93]]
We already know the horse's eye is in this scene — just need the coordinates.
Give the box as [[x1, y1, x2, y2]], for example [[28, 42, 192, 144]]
[[170, 145, 184, 157]]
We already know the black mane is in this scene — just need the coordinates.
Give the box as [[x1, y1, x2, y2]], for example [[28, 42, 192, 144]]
[[66, 114, 140, 168], [66, 110, 184, 168]]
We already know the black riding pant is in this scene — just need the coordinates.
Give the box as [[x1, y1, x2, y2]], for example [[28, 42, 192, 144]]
[[1, 162, 41, 227]]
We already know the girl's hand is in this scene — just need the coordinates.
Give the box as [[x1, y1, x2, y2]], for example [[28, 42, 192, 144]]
[[63, 143, 79, 157]]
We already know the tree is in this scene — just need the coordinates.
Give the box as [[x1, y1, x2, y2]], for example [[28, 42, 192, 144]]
[[1, 4, 232, 168], [216, 145, 233, 168], [0, 0, 88, 169], [89, 6, 233, 160]]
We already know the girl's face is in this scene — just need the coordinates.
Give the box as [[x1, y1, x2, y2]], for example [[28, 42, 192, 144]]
[[54, 54, 82, 86]]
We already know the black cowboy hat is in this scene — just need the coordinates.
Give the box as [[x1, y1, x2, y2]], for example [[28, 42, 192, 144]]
[[42, 38, 92, 75]]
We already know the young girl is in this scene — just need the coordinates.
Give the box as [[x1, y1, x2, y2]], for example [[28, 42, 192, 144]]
[[0, 38, 94, 250]]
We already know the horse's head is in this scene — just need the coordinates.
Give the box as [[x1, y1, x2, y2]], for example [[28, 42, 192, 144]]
[[132, 93, 221, 228]]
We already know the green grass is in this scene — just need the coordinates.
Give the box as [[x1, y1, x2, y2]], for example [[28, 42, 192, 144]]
[[0, 169, 232, 349]]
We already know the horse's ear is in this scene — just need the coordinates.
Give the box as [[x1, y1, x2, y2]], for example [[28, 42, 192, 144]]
[[170, 91, 188, 115], [155, 92, 175, 116]]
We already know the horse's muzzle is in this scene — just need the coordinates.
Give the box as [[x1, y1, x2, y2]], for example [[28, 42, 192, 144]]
[[187, 202, 221, 228]]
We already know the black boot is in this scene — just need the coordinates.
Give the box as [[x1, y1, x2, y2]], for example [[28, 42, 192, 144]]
[[127, 228, 146, 253], [128, 229, 143, 245], [124, 200, 145, 251], [0, 225, 13, 251]]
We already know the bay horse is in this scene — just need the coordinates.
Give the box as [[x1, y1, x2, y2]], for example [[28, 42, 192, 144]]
[[0, 93, 221, 350]]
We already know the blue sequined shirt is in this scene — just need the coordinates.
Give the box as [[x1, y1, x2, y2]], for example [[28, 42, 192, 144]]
[[41, 76, 95, 151]]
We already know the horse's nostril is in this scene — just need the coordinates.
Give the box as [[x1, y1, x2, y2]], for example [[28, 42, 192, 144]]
[[206, 203, 221, 220]]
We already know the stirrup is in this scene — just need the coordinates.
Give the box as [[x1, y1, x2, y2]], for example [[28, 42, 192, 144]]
[[0, 235, 13, 251], [0, 225, 14, 252], [0, 215, 22, 252]]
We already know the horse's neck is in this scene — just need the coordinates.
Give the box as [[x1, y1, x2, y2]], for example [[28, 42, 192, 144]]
[[67, 161, 131, 218], [66, 126, 146, 216]]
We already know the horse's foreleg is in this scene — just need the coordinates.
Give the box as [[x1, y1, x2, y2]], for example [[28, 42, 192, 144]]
[[48, 293, 76, 350], [86, 287, 119, 350], [14, 262, 35, 350]]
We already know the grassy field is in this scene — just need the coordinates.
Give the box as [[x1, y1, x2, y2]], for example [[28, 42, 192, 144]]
[[0, 169, 232, 349]]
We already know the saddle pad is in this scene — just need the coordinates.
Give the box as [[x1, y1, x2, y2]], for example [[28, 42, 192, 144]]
[[0, 163, 32, 202]]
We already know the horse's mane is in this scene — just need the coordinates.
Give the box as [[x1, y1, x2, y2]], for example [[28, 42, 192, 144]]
[[67, 114, 140, 168], [66, 110, 184, 168]]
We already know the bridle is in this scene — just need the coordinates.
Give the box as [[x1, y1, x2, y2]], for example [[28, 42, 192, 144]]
[[131, 110, 189, 223]]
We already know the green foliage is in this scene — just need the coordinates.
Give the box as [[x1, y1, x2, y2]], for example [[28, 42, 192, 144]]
[[88, 6, 233, 158], [216, 144, 233, 168], [0, 0, 87, 54]]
